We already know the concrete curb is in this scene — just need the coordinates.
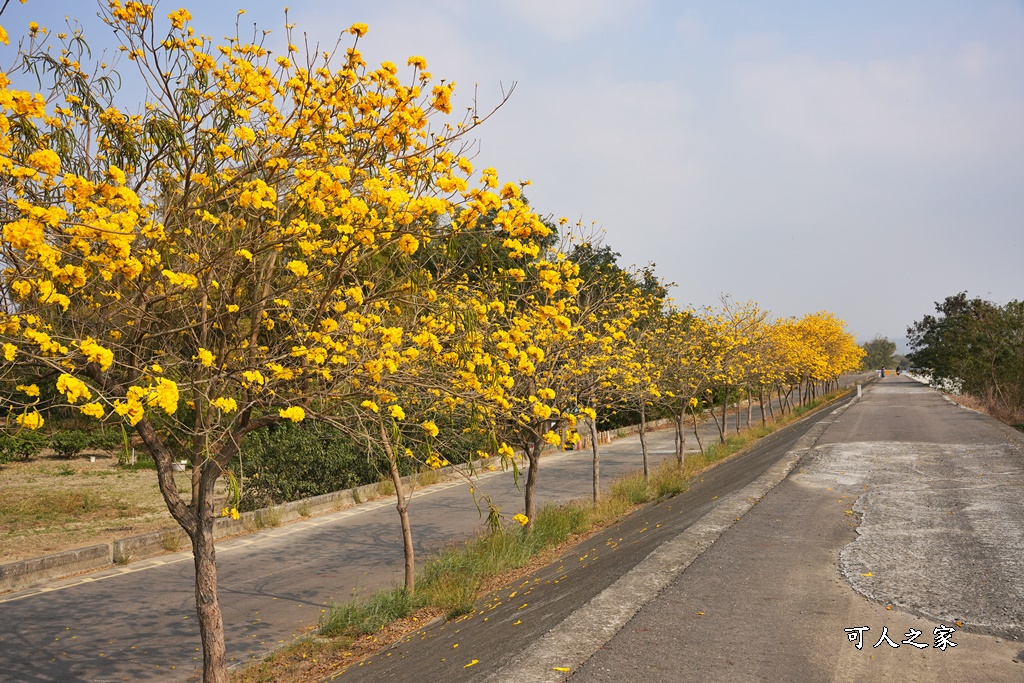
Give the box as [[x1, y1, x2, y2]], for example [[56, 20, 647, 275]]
[[0, 544, 111, 594], [485, 394, 857, 683]]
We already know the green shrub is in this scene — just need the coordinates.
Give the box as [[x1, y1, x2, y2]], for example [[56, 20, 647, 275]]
[[88, 430, 124, 453], [0, 431, 45, 463], [49, 429, 92, 459], [235, 422, 380, 511]]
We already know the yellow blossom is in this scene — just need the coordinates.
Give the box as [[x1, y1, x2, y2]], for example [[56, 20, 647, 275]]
[[27, 149, 61, 176], [242, 370, 265, 386], [211, 397, 237, 413], [16, 410, 44, 430], [279, 406, 305, 422], [56, 374, 92, 404], [79, 338, 114, 371], [147, 378, 179, 415], [286, 260, 309, 277], [113, 399, 145, 426], [421, 420, 439, 437], [194, 348, 215, 367], [80, 403, 105, 418], [398, 234, 419, 255]]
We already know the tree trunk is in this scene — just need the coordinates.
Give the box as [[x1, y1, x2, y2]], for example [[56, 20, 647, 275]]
[[191, 462, 228, 683], [674, 411, 686, 469], [589, 416, 600, 506], [746, 386, 753, 428], [135, 416, 228, 683], [524, 433, 542, 532], [691, 404, 705, 457], [759, 386, 767, 427], [638, 400, 649, 482], [734, 392, 741, 434], [381, 423, 414, 593], [710, 391, 726, 443]]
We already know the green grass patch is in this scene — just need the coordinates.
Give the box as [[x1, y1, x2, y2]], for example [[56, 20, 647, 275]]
[[319, 588, 416, 637], [610, 471, 651, 505], [117, 451, 158, 471]]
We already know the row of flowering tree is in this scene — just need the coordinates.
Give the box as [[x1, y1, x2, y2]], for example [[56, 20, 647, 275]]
[[638, 303, 865, 479], [0, 5, 863, 681]]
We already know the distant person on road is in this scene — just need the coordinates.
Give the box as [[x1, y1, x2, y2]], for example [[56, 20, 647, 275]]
[[879, 366, 886, 378]]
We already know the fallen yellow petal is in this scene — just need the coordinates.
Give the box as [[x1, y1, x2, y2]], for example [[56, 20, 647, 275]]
[[861, 572, 873, 577], [554, 667, 571, 672], [464, 660, 479, 669]]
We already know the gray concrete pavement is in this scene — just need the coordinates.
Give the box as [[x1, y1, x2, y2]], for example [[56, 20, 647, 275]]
[[572, 374, 1024, 682]]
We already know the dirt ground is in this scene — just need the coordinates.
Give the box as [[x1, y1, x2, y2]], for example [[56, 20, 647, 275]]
[[0, 449, 226, 563]]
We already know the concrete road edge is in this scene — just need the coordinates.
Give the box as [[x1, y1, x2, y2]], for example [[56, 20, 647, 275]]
[[486, 395, 859, 683]]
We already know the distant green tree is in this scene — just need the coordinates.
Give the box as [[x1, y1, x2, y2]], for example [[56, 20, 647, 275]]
[[908, 292, 1024, 423], [861, 336, 897, 370]]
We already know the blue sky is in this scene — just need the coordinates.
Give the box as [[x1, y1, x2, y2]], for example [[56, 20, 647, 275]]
[[3, 0, 1022, 346]]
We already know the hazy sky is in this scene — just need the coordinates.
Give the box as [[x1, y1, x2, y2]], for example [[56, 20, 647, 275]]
[[3, 1, 1022, 345]]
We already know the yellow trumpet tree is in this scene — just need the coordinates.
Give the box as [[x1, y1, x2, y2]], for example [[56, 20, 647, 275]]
[[0, 6, 549, 681], [459, 227, 589, 531]]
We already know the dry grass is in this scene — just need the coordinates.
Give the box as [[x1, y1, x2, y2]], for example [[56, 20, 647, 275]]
[[231, 607, 446, 683], [0, 451, 220, 563], [951, 392, 1024, 431]]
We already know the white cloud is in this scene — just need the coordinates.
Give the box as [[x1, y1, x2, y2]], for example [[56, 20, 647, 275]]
[[954, 41, 995, 77], [496, 0, 635, 40]]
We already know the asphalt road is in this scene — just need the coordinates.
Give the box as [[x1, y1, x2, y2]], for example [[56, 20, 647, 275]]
[[572, 375, 1024, 682]]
